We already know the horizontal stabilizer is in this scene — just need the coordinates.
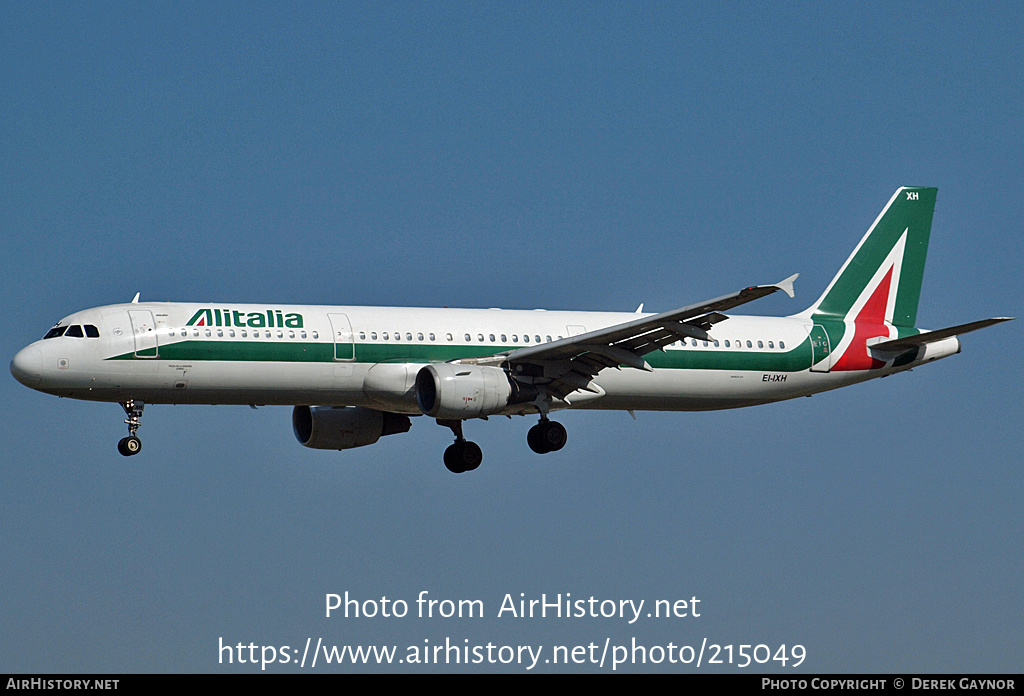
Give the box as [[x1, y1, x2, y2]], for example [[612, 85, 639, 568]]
[[871, 317, 1014, 352]]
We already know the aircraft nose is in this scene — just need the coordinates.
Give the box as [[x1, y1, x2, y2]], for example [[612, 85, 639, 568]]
[[10, 345, 42, 388]]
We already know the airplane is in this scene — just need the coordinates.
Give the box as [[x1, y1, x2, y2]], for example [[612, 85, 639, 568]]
[[10, 187, 1012, 473]]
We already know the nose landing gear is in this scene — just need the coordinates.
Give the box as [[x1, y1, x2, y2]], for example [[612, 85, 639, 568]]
[[117, 400, 145, 457]]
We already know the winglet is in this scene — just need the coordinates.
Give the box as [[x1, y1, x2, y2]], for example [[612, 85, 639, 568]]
[[775, 273, 799, 299], [131, 292, 140, 304]]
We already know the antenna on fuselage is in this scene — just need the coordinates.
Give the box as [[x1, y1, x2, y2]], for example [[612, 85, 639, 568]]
[[131, 292, 140, 303]]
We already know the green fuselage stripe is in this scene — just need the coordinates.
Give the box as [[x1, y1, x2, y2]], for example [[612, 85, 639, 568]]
[[106, 336, 814, 372]]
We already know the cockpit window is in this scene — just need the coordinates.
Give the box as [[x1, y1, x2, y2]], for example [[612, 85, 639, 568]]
[[43, 326, 68, 339], [64, 325, 84, 338], [84, 325, 100, 338]]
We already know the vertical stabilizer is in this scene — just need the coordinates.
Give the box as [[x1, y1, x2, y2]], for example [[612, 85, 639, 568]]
[[803, 187, 937, 328]]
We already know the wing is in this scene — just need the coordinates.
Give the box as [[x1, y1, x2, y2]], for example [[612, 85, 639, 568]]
[[457, 274, 799, 401]]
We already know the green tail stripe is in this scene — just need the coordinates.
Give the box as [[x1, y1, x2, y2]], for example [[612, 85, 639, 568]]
[[812, 187, 936, 327]]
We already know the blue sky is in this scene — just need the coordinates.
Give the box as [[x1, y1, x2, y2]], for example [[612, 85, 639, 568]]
[[2, 2, 1021, 672]]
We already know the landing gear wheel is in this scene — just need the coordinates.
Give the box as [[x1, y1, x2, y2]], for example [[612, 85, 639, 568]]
[[444, 441, 483, 473], [117, 436, 142, 457], [528, 420, 567, 454], [528, 424, 550, 454], [118, 400, 145, 457], [542, 420, 567, 452]]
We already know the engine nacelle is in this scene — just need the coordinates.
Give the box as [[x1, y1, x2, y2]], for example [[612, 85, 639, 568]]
[[416, 364, 531, 419], [292, 405, 411, 450]]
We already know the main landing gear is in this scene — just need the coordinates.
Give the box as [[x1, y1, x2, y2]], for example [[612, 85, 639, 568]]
[[438, 419, 483, 474], [117, 399, 144, 457], [436, 416, 568, 473], [527, 416, 567, 454]]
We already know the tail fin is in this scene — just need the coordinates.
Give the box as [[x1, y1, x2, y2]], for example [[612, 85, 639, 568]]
[[802, 187, 937, 328]]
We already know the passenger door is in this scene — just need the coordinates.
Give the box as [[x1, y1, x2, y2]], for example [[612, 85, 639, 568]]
[[128, 310, 158, 358], [328, 313, 355, 361]]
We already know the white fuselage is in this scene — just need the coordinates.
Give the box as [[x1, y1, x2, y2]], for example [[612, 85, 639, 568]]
[[10, 301, 958, 415]]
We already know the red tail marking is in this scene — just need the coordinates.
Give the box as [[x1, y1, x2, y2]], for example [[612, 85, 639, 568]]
[[831, 266, 893, 371]]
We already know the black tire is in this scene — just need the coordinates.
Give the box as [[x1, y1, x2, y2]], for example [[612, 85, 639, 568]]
[[542, 421, 567, 452], [124, 436, 142, 456], [461, 441, 482, 471], [117, 437, 130, 457], [444, 441, 482, 473], [527, 424, 551, 454], [443, 444, 465, 473]]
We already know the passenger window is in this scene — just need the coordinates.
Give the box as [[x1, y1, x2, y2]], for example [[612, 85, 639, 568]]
[[417, 332, 424, 341], [65, 325, 84, 338], [383, 332, 389, 340], [465, 333, 471, 342], [429, 333, 435, 341], [289, 331, 295, 339], [193, 329, 199, 337], [768, 341, 774, 349], [757, 340, 764, 348], [501, 334, 507, 342], [546, 335, 552, 342], [746, 340, 752, 348], [85, 325, 100, 338], [713, 340, 719, 347], [446, 333, 453, 342], [406, 332, 413, 341], [205, 329, 212, 337], [169, 329, 176, 337], [780, 341, 785, 349], [312, 331, 319, 339], [512, 335, 519, 343], [370, 332, 377, 340], [702, 341, 708, 347], [489, 334, 495, 342], [524, 335, 530, 343], [394, 331, 401, 341], [217, 329, 223, 337], [241, 330, 248, 338], [265, 330, 271, 338], [477, 334, 484, 342], [359, 332, 366, 340], [724, 340, 731, 347], [229, 330, 235, 338], [534, 335, 541, 344], [301, 331, 307, 339]]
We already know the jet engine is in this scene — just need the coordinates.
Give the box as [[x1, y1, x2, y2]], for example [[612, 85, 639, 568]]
[[415, 364, 535, 419], [292, 405, 411, 450]]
